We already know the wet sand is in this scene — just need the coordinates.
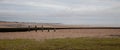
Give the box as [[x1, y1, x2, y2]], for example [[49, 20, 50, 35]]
[[0, 29, 120, 40], [0, 21, 120, 40]]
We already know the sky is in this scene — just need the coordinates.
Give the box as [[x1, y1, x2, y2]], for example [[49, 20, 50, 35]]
[[0, 0, 120, 26]]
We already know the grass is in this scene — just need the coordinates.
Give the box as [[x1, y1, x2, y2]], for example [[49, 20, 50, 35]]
[[0, 38, 120, 50]]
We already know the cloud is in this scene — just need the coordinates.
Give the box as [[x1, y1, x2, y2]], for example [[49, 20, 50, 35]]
[[0, 0, 120, 17], [0, 0, 120, 26]]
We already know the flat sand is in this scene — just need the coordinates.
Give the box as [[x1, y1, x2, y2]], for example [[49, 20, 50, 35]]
[[0, 29, 120, 40], [0, 22, 120, 40]]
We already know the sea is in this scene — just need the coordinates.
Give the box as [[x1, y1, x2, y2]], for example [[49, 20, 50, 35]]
[[0, 16, 120, 27]]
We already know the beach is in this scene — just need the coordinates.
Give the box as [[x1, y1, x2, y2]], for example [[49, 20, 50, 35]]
[[0, 22, 120, 40]]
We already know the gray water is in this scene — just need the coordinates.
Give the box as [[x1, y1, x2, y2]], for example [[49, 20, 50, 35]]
[[0, 16, 120, 27]]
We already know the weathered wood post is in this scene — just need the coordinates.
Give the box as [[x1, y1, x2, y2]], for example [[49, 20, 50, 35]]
[[48, 28, 50, 32], [41, 25, 43, 32], [28, 25, 30, 32], [54, 28, 56, 32], [35, 25, 37, 32]]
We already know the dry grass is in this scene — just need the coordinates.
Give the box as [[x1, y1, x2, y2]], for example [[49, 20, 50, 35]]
[[0, 38, 120, 50]]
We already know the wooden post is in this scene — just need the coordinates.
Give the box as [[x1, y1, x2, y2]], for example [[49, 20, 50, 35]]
[[48, 28, 50, 32], [35, 25, 37, 32], [54, 28, 56, 32], [28, 25, 30, 32], [41, 25, 43, 32]]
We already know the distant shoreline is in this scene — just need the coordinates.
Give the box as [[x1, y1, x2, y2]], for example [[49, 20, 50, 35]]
[[0, 20, 120, 27]]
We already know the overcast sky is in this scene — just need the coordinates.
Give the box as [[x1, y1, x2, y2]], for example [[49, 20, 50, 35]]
[[0, 0, 120, 26]]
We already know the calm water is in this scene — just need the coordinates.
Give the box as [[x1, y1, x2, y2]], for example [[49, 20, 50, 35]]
[[0, 16, 120, 27]]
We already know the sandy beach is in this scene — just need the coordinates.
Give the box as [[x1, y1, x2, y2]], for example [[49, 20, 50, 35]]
[[0, 21, 120, 40], [0, 29, 120, 40]]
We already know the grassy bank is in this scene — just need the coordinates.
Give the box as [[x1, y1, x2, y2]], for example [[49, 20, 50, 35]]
[[0, 38, 120, 50]]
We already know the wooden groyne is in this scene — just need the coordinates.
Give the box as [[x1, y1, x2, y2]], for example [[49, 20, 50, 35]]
[[0, 26, 120, 32]]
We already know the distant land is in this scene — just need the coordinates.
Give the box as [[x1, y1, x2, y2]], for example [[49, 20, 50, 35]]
[[0, 21, 120, 28]]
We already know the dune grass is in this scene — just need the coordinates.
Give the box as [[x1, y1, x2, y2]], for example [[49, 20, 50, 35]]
[[0, 38, 120, 50]]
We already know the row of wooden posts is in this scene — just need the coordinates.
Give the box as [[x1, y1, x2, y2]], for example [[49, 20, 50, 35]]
[[28, 25, 56, 32]]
